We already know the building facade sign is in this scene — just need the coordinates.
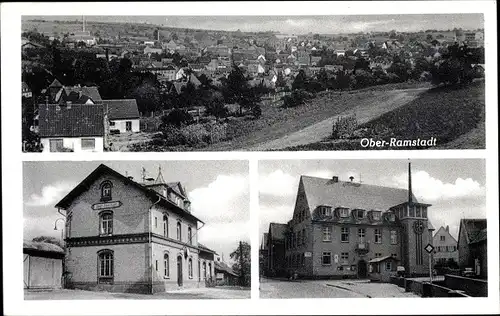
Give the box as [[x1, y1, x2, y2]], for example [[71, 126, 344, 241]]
[[91, 201, 122, 210]]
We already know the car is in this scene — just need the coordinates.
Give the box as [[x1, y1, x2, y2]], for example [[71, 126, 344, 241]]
[[462, 268, 475, 277]]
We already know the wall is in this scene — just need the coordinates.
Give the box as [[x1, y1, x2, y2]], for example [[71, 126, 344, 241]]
[[311, 224, 400, 278], [150, 204, 198, 248], [23, 254, 63, 289], [41, 137, 104, 153], [67, 173, 151, 238], [110, 119, 140, 133], [66, 243, 149, 293], [444, 274, 488, 297], [433, 228, 459, 264]]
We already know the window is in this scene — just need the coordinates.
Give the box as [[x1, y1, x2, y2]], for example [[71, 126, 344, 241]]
[[297, 231, 302, 245], [391, 253, 397, 258], [354, 209, 364, 219], [320, 206, 331, 216], [358, 228, 366, 242], [109, 121, 115, 126], [385, 261, 392, 271], [98, 250, 114, 283], [164, 253, 170, 278], [155, 259, 158, 271], [188, 227, 193, 245], [322, 252, 332, 265], [177, 221, 182, 241], [99, 211, 113, 235], [208, 263, 212, 279], [374, 229, 382, 243], [440, 236, 445, 242], [154, 216, 158, 228], [81, 138, 95, 150], [188, 258, 193, 278], [372, 211, 381, 220], [416, 206, 422, 217], [390, 230, 398, 244], [302, 228, 306, 245], [202, 262, 206, 279], [341, 252, 348, 262], [375, 253, 382, 257], [163, 215, 168, 237], [198, 260, 201, 281], [126, 121, 132, 131], [66, 214, 72, 238], [100, 181, 112, 201], [49, 139, 64, 152], [322, 226, 332, 242], [339, 208, 349, 218], [409, 206, 415, 217], [341, 227, 349, 242]]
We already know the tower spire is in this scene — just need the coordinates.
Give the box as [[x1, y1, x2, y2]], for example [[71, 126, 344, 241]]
[[408, 160, 413, 205]]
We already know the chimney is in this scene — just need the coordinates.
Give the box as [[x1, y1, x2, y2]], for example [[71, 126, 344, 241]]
[[127, 176, 134, 180], [332, 176, 339, 183], [446, 225, 449, 232]]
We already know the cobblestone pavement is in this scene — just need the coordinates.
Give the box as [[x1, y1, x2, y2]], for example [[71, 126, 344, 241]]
[[25, 287, 250, 300], [259, 278, 419, 298]]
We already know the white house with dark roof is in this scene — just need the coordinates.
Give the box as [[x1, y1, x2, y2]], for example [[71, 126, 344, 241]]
[[38, 103, 105, 153], [105, 99, 140, 133]]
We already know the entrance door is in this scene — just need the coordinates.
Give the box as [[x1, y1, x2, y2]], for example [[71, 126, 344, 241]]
[[177, 256, 183, 286], [126, 121, 132, 131], [358, 260, 367, 278]]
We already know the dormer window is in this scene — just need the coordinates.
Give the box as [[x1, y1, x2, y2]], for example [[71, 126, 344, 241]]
[[371, 211, 381, 221], [387, 212, 396, 222], [319, 206, 332, 217], [338, 208, 349, 218], [354, 209, 365, 219], [100, 181, 113, 202]]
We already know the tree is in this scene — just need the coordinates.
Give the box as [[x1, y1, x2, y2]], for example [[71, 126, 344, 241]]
[[161, 108, 193, 127], [32, 236, 64, 249], [223, 66, 261, 117], [230, 241, 251, 287], [205, 91, 227, 120], [292, 69, 307, 91]]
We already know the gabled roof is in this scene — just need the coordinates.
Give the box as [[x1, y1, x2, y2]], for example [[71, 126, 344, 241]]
[[54, 164, 204, 224], [460, 219, 487, 245], [214, 260, 238, 276], [23, 240, 64, 254], [433, 226, 458, 243], [49, 79, 63, 88], [269, 222, 287, 241], [38, 104, 104, 137], [166, 181, 187, 198], [198, 243, 217, 254], [62, 86, 102, 102], [105, 99, 140, 120], [300, 175, 417, 213]]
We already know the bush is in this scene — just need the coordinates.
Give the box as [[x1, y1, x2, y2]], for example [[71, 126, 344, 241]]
[[282, 89, 314, 108], [181, 124, 210, 147], [205, 122, 227, 144], [160, 125, 186, 146], [161, 109, 194, 128], [332, 115, 358, 139]]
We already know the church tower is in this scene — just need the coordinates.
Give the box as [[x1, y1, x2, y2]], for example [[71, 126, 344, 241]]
[[390, 162, 433, 276]]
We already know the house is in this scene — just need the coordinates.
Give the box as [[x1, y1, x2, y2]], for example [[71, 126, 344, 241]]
[[105, 99, 140, 133], [458, 219, 487, 279], [55, 164, 214, 293], [214, 258, 239, 286], [263, 163, 435, 280], [433, 226, 459, 266], [23, 241, 64, 289], [38, 103, 105, 153], [199, 244, 217, 283], [69, 31, 96, 46], [42, 80, 102, 105], [144, 46, 163, 56], [263, 223, 287, 277], [22, 82, 32, 98], [368, 255, 400, 282]]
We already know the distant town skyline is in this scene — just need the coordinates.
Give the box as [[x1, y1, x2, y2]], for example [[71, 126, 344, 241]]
[[23, 14, 483, 35]]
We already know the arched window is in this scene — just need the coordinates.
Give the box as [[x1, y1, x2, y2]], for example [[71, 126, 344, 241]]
[[202, 261, 206, 279], [188, 227, 193, 245], [163, 215, 169, 237], [163, 253, 170, 278], [100, 181, 113, 202], [208, 262, 212, 279], [188, 258, 193, 278], [99, 211, 113, 236], [98, 249, 114, 283], [176, 221, 182, 241]]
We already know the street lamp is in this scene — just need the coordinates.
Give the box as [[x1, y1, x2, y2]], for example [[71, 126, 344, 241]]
[[54, 218, 65, 246]]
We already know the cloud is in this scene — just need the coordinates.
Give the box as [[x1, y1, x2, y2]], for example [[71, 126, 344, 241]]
[[189, 174, 249, 223], [303, 170, 334, 179], [259, 170, 297, 197], [259, 204, 293, 235], [197, 221, 250, 262], [25, 181, 76, 207], [391, 170, 485, 202]]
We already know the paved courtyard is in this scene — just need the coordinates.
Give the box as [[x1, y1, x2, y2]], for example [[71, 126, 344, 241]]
[[25, 287, 250, 300], [259, 278, 419, 298]]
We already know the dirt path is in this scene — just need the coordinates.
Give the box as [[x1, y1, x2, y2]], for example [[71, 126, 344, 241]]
[[245, 87, 428, 151]]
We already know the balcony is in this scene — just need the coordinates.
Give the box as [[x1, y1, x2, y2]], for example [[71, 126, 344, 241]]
[[355, 241, 370, 254]]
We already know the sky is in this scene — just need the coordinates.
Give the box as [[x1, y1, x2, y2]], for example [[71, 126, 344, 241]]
[[24, 14, 483, 34], [23, 160, 249, 263], [259, 159, 486, 244]]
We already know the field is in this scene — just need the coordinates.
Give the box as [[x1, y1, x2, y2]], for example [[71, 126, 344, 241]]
[[286, 80, 485, 151]]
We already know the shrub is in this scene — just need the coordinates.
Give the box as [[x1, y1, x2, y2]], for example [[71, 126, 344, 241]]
[[160, 125, 186, 146], [332, 115, 358, 139], [205, 122, 227, 144], [181, 124, 210, 147], [161, 109, 194, 128], [282, 89, 314, 108]]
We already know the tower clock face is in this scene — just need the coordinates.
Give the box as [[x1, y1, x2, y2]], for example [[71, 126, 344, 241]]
[[413, 220, 425, 234]]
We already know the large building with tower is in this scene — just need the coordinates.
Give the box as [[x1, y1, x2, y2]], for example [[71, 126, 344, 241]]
[[55, 164, 216, 293], [263, 163, 434, 280]]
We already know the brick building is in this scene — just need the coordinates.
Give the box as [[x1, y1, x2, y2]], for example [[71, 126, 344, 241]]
[[263, 163, 435, 279], [55, 164, 215, 293]]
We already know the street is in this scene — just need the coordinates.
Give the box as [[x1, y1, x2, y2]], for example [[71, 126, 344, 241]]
[[259, 278, 419, 298], [25, 287, 250, 300]]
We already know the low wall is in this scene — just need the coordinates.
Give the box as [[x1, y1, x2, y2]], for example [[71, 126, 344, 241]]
[[391, 277, 470, 297], [444, 274, 487, 297]]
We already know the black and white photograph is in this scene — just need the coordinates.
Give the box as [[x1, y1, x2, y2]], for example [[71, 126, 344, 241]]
[[23, 160, 251, 299], [259, 159, 487, 298], [21, 13, 485, 152]]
